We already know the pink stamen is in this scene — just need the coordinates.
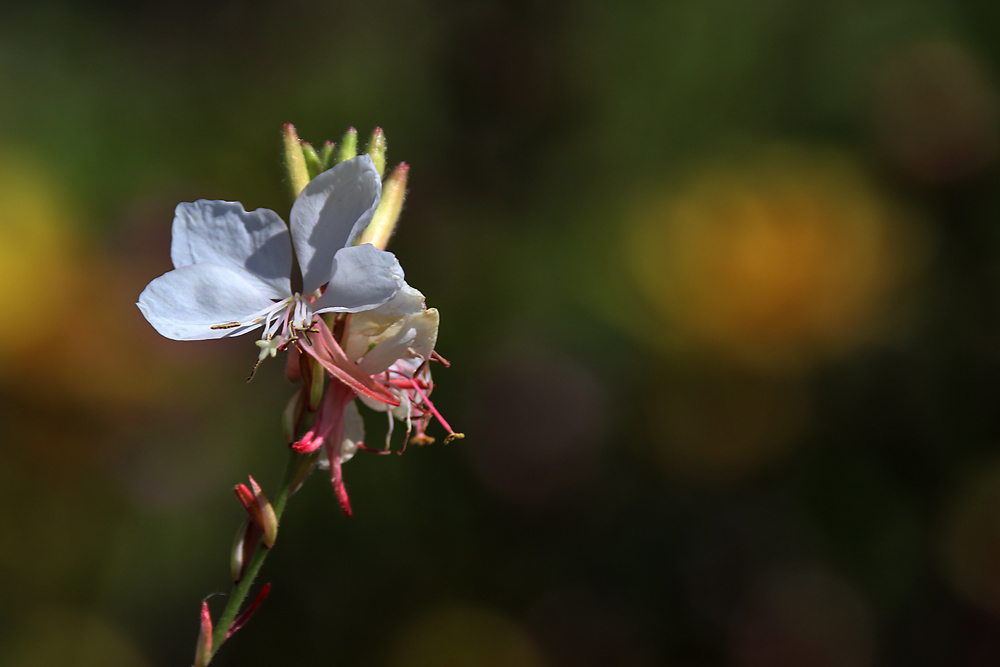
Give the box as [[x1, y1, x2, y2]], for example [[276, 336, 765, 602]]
[[299, 319, 399, 406], [410, 381, 457, 435]]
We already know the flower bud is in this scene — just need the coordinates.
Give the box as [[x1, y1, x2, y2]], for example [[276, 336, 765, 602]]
[[318, 140, 335, 172], [193, 601, 213, 667], [300, 140, 321, 179], [336, 127, 358, 164], [234, 476, 278, 548], [365, 126, 387, 177], [282, 123, 310, 199], [230, 517, 262, 583], [357, 162, 409, 250]]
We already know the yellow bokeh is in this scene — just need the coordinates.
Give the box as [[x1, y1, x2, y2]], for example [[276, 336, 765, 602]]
[[0, 152, 78, 356], [626, 148, 923, 373]]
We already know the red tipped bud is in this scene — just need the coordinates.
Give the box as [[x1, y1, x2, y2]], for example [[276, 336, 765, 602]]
[[282, 123, 310, 198], [193, 601, 213, 667], [365, 126, 387, 176], [234, 475, 278, 548], [357, 162, 409, 250], [336, 127, 358, 164], [318, 140, 335, 171], [300, 140, 321, 179]]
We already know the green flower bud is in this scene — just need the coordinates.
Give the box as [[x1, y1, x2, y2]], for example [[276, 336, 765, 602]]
[[318, 140, 336, 172], [282, 123, 310, 198], [300, 140, 321, 179], [365, 126, 387, 177], [358, 162, 409, 250], [336, 127, 358, 164]]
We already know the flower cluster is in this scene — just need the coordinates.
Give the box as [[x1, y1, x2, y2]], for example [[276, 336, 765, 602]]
[[139, 141, 459, 516]]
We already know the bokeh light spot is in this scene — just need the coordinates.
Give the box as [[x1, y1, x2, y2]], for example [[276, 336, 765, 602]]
[[626, 148, 923, 373]]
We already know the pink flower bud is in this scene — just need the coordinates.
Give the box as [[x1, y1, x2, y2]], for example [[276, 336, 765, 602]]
[[193, 601, 213, 667], [233, 475, 278, 548]]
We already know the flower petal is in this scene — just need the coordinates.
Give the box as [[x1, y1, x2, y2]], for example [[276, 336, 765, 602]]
[[171, 200, 292, 299], [312, 244, 404, 314], [343, 283, 427, 360], [357, 309, 440, 376], [137, 263, 276, 341], [290, 155, 382, 293]]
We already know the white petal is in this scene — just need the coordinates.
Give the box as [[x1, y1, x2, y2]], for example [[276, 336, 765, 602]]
[[357, 308, 440, 375], [312, 244, 403, 314], [343, 283, 427, 360], [290, 155, 382, 293], [137, 263, 275, 341], [171, 200, 292, 300]]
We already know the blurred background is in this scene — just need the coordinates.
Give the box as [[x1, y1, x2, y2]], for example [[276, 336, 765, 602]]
[[3, 0, 1000, 665]]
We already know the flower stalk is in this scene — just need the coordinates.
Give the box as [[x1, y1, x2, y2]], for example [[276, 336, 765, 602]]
[[209, 449, 297, 660], [140, 123, 461, 664]]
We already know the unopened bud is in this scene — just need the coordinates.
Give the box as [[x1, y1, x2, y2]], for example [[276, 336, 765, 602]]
[[234, 476, 278, 548], [282, 123, 310, 199], [193, 601, 213, 667], [365, 126, 387, 177], [318, 140, 335, 172], [336, 127, 358, 164], [230, 517, 262, 583], [357, 162, 409, 250], [300, 140, 321, 179]]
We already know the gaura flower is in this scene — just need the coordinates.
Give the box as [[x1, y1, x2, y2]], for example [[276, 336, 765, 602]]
[[137, 155, 403, 361], [292, 284, 461, 515], [343, 285, 460, 445]]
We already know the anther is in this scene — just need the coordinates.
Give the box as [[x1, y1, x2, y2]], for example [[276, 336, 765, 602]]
[[211, 321, 242, 330]]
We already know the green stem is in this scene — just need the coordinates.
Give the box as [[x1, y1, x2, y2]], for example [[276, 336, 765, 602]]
[[208, 449, 299, 661]]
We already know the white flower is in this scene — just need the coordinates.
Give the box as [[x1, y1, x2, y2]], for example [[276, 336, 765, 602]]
[[136, 155, 404, 358], [342, 283, 440, 376]]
